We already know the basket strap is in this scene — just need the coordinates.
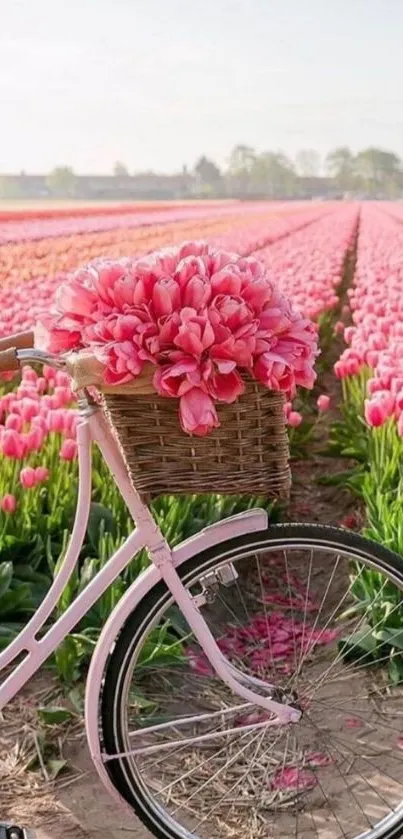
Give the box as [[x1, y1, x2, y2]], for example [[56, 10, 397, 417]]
[[66, 353, 156, 395]]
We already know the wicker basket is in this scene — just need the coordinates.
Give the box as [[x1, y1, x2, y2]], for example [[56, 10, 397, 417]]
[[68, 354, 291, 499]]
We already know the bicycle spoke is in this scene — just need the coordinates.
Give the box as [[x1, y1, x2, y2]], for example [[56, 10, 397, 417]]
[[283, 549, 299, 675], [191, 728, 269, 833], [256, 553, 276, 671]]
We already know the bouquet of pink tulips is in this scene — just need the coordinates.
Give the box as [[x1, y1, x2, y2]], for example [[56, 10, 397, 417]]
[[37, 241, 319, 437]]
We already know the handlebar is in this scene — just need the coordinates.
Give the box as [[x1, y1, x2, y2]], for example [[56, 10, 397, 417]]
[[0, 331, 34, 353], [0, 331, 67, 373]]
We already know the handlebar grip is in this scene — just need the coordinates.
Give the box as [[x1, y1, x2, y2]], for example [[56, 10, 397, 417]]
[[0, 331, 34, 352], [0, 348, 20, 372]]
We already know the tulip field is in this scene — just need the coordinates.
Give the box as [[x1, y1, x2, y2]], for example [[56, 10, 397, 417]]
[[1, 197, 403, 687]]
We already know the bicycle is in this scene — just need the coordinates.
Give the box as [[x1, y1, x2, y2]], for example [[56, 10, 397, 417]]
[[1, 331, 403, 839]]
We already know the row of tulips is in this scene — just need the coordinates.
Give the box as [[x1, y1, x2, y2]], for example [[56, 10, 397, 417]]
[[0, 199, 239, 224], [268, 204, 359, 431], [257, 204, 359, 319], [0, 202, 270, 245], [0, 207, 334, 341], [332, 204, 403, 683], [0, 201, 319, 245], [336, 205, 403, 435], [0, 205, 329, 287]]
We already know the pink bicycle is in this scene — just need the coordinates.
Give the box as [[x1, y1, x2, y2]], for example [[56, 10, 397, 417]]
[[1, 334, 403, 839]]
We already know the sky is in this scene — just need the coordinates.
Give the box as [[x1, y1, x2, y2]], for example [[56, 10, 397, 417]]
[[1, 0, 403, 174]]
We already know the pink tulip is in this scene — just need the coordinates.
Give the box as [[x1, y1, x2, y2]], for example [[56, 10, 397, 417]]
[[100, 341, 145, 386], [20, 466, 38, 489], [23, 427, 45, 452], [60, 439, 78, 460], [43, 364, 57, 383], [17, 385, 39, 400], [175, 255, 208, 288], [283, 401, 292, 418], [182, 275, 212, 309], [343, 326, 355, 343], [367, 377, 387, 396], [179, 388, 220, 436], [152, 278, 181, 318], [55, 371, 71, 388], [20, 397, 39, 423], [364, 398, 388, 428], [365, 350, 379, 368], [208, 370, 245, 403], [5, 413, 23, 432], [21, 366, 38, 383], [51, 386, 72, 406], [36, 321, 81, 354], [35, 466, 50, 482], [210, 267, 243, 296], [288, 411, 303, 428], [317, 394, 331, 412], [153, 358, 198, 398], [253, 354, 295, 395], [47, 409, 66, 433], [36, 376, 47, 394], [1, 494, 17, 514], [334, 360, 348, 379], [178, 241, 209, 260], [1, 429, 25, 459], [174, 311, 215, 357], [31, 415, 48, 432]]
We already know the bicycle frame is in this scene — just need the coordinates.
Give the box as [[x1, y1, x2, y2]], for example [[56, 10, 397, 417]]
[[0, 395, 301, 721]]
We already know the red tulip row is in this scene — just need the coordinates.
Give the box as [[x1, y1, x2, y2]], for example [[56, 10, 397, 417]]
[[0, 199, 237, 224]]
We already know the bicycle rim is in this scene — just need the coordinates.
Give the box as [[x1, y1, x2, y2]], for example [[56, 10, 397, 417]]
[[101, 525, 403, 839]]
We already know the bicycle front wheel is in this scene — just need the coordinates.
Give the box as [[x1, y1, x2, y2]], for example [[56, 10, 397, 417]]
[[101, 524, 403, 839]]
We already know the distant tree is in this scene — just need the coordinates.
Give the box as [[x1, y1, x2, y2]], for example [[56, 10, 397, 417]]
[[194, 156, 222, 191], [325, 147, 355, 191], [46, 166, 77, 198], [251, 152, 297, 198], [227, 145, 257, 196], [295, 149, 321, 177], [113, 161, 129, 177], [354, 147, 401, 197]]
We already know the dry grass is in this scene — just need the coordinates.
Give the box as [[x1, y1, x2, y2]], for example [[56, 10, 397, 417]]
[[0, 674, 85, 827]]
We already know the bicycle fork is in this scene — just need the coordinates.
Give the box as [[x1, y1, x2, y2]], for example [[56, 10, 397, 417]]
[[151, 541, 301, 726]]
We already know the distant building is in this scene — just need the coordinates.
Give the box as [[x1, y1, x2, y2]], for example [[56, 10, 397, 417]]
[[295, 177, 343, 199], [0, 171, 196, 201], [0, 171, 343, 201]]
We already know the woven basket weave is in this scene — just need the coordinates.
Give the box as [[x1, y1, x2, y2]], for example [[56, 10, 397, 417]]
[[104, 383, 290, 499], [68, 354, 291, 499]]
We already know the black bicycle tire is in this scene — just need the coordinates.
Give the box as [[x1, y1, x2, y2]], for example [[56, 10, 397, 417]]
[[100, 523, 403, 839]]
